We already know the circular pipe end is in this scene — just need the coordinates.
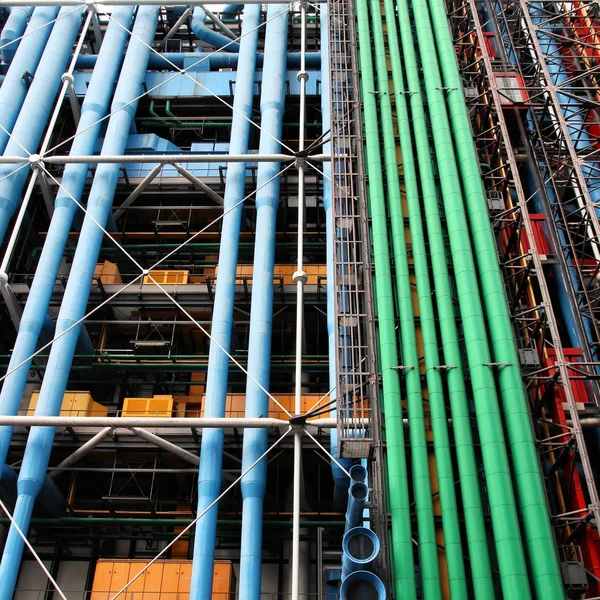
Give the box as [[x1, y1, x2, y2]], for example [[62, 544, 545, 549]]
[[342, 526, 380, 566], [349, 464, 367, 483], [340, 570, 386, 600]]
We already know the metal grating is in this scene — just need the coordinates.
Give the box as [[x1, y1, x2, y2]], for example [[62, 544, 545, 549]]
[[328, 0, 375, 457]]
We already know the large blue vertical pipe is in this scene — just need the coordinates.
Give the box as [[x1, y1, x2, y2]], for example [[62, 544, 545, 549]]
[[0, 9, 158, 598], [0, 6, 32, 63], [0, 5, 134, 484], [238, 6, 288, 599], [189, 6, 260, 598], [0, 6, 59, 154], [0, 5, 84, 245], [190, 7, 240, 51], [320, 2, 352, 507]]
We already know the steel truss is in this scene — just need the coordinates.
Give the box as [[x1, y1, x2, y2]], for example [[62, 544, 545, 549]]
[[445, 0, 600, 591]]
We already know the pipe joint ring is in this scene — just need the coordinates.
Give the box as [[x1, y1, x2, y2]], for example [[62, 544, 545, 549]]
[[0, 272, 8, 287], [61, 72, 75, 85], [297, 70, 309, 82], [292, 270, 307, 284]]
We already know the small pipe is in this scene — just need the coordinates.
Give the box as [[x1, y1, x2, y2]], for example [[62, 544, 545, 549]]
[[50, 427, 113, 477]]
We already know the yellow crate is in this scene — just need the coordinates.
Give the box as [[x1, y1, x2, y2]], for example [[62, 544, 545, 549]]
[[122, 395, 174, 417], [143, 270, 189, 285], [94, 261, 122, 285], [91, 560, 235, 600], [27, 391, 107, 417]]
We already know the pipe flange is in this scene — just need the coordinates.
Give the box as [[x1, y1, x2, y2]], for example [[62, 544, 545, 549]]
[[297, 70, 309, 83], [61, 72, 75, 86], [292, 270, 307, 284], [28, 154, 44, 171]]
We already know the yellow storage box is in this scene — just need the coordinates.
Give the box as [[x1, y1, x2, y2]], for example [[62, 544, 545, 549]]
[[27, 391, 107, 417], [122, 395, 174, 417], [143, 270, 189, 285], [94, 261, 123, 285]]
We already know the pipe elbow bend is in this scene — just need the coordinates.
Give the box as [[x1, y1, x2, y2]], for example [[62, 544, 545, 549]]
[[191, 8, 240, 52]]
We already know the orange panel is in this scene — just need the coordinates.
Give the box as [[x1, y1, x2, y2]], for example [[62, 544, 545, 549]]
[[212, 562, 234, 600], [143, 562, 164, 600], [177, 563, 192, 600], [90, 562, 113, 600], [108, 561, 130, 596], [126, 562, 146, 600], [162, 563, 181, 600]]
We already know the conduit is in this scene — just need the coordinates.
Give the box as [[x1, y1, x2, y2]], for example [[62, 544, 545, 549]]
[[389, 0, 494, 594], [238, 6, 288, 599], [190, 5, 261, 598], [0, 4, 134, 490], [0, 8, 159, 598], [191, 6, 239, 52], [0, 5, 84, 245], [0, 6, 59, 154], [319, 3, 352, 508], [427, 0, 565, 595], [355, 1, 415, 598], [369, 0, 469, 595], [0, 6, 32, 63], [407, 0, 534, 594], [361, 0, 442, 596]]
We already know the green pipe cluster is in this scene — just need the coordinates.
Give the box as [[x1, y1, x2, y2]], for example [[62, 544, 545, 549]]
[[355, 0, 564, 598]]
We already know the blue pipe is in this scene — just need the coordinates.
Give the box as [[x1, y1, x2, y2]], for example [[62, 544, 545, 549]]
[[341, 527, 380, 578], [0, 5, 83, 246], [0, 9, 158, 597], [75, 51, 320, 71], [191, 7, 240, 52], [189, 6, 261, 599], [221, 4, 244, 15], [340, 570, 386, 600], [0, 6, 58, 154], [320, 2, 353, 509], [0, 6, 32, 64], [0, 4, 133, 495], [238, 6, 287, 599], [345, 481, 368, 533]]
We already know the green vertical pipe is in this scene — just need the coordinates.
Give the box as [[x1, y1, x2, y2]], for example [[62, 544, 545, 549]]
[[403, 0, 533, 596], [377, 0, 496, 596], [426, 1, 564, 596], [355, 1, 416, 598], [370, 1, 457, 597], [387, 0, 495, 596]]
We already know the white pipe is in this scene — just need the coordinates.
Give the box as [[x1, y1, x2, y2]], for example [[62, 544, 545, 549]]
[[0, 416, 347, 427], [50, 427, 113, 476], [130, 426, 200, 464]]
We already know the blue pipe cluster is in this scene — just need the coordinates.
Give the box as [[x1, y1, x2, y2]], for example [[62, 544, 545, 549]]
[[0, 6, 58, 154], [0, 5, 84, 244], [190, 5, 261, 598], [238, 6, 288, 598], [339, 467, 385, 599], [0, 3, 133, 510], [0, 8, 158, 598]]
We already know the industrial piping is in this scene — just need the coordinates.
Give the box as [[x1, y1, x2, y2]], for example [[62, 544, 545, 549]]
[[0, 8, 159, 598], [0, 5, 84, 245], [190, 5, 260, 598], [426, 0, 565, 594], [0, 6, 58, 154], [355, 1, 415, 598], [0, 4, 133, 501], [238, 5, 287, 599], [389, 0, 495, 594], [0, 5, 32, 63], [190, 6, 239, 52]]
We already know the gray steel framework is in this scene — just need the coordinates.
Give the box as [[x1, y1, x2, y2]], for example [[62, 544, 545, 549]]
[[445, 0, 600, 572]]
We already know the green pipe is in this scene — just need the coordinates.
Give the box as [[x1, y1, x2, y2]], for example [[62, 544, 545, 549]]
[[373, 0, 479, 597], [389, 0, 495, 597], [148, 100, 171, 127], [426, 1, 564, 596], [405, 0, 533, 596], [368, 2, 445, 598], [355, 1, 415, 598]]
